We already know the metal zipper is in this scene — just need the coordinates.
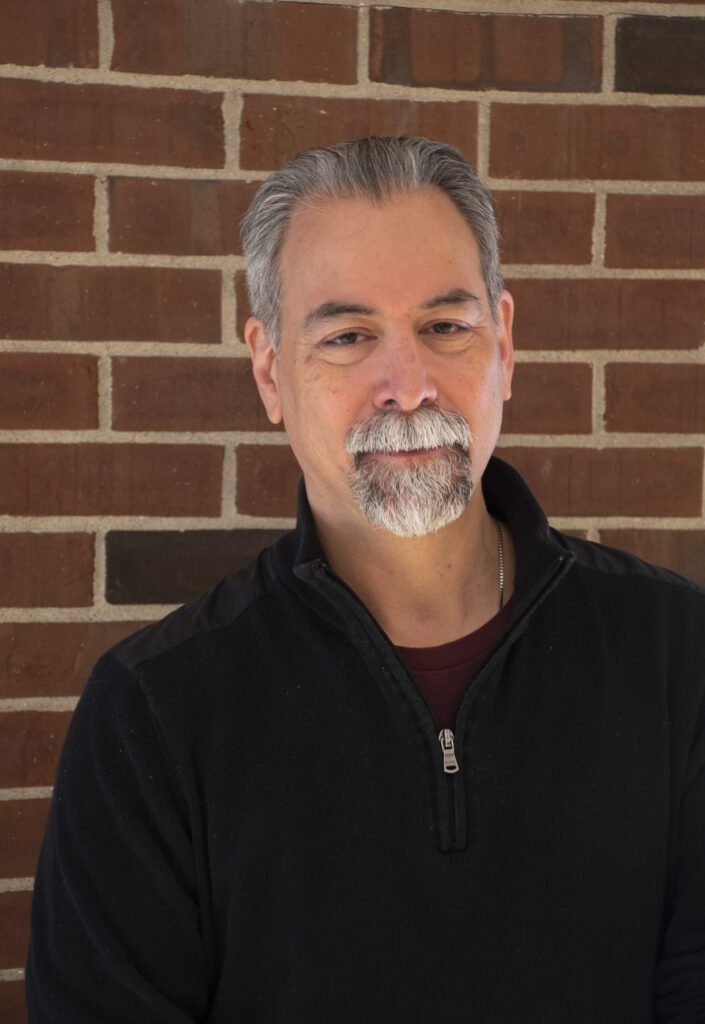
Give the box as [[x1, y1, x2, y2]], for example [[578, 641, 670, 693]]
[[439, 729, 460, 774]]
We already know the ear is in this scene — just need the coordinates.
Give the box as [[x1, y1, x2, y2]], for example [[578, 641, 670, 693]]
[[244, 317, 283, 425], [496, 290, 515, 402]]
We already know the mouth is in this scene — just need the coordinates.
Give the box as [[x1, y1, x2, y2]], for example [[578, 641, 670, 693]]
[[358, 445, 450, 463]]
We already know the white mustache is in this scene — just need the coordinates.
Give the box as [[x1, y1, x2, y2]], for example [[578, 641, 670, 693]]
[[346, 406, 472, 457]]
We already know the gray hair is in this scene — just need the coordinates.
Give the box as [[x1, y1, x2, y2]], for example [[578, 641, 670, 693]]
[[240, 136, 503, 351]]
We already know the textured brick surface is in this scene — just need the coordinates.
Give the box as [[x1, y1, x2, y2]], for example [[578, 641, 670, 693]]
[[0, 353, 98, 429], [491, 104, 705, 180], [506, 279, 705, 351], [0, 891, 32, 969], [502, 364, 592, 435], [0, 0, 97, 67], [0, 712, 73, 788], [0, 444, 223, 516], [370, 10, 600, 91], [605, 363, 705, 433], [0, 980, 27, 1024], [240, 95, 477, 171], [106, 529, 289, 604], [605, 195, 705, 270], [113, 0, 357, 83], [0, 622, 148, 699], [496, 191, 594, 265], [110, 178, 260, 256], [236, 444, 300, 517], [0, 533, 94, 608], [599, 530, 705, 585], [0, 799, 51, 877], [0, 264, 221, 343], [0, 79, 224, 167], [112, 356, 276, 432], [0, 172, 94, 251], [500, 448, 703, 517], [615, 16, 705, 95]]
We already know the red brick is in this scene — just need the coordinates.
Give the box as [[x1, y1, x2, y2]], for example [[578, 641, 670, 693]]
[[605, 195, 705, 270], [496, 191, 594, 265], [0, 891, 32, 969], [502, 364, 592, 435], [506, 279, 705, 351], [599, 529, 705, 584], [240, 94, 477, 172], [0, 354, 98, 429], [235, 270, 251, 340], [109, 178, 260, 256], [113, 0, 357, 83], [371, 10, 600, 91], [499, 447, 702, 516], [0, 172, 94, 251], [0, 980, 27, 1024], [112, 356, 277, 433], [0, 533, 94, 608], [605, 363, 705, 433], [490, 104, 705, 181], [0, 622, 149, 699], [0, 712, 72, 788], [0, 444, 223, 516], [236, 444, 300, 517], [0, 799, 50, 877], [0, 0, 97, 67], [0, 264, 221, 343], [0, 79, 224, 168]]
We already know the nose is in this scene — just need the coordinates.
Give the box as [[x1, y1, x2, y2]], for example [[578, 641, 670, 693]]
[[372, 334, 438, 412]]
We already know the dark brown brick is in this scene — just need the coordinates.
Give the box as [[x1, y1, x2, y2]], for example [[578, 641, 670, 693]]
[[106, 529, 289, 604], [113, 0, 357, 83], [0, 0, 97, 67], [0, 891, 32, 969], [0, 353, 98, 429], [112, 356, 276, 432], [109, 178, 260, 256], [0, 980, 27, 1024], [605, 195, 705, 270], [0, 172, 94, 251], [490, 104, 705, 181], [0, 799, 51, 877], [0, 712, 72, 788], [499, 447, 702, 516], [0, 265, 221, 343], [599, 529, 705, 584], [502, 364, 592, 435], [370, 10, 600, 91], [0, 533, 94, 608], [0, 622, 149, 699], [605, 363, 705, 434], [506, 279, 705, 351], [0, 444, 223, 516], [497, 191, 594, 265], [240, 94, 477, 172], [236, 444, 300, 517], [616, 16, 705, 95], [0, 79, 224, 168]]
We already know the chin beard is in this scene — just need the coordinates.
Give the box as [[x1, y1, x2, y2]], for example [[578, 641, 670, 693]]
[[345, 407, 474, 538]]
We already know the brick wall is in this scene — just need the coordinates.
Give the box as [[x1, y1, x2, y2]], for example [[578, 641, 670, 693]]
[[1, 0, 704, 1016]]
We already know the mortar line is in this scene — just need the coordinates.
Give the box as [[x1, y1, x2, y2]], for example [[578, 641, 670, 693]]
[[357, 5, 371, 87], [93, 175, 110, 255], [476, 97, 491, 179], [591, 191, 607, 269], [97, 0, 115, 71], [222, 90, 243, 174], [601, 11, 618, 95]]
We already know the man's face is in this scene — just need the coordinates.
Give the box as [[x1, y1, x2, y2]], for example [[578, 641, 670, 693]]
[[246, 187, 514, 537]]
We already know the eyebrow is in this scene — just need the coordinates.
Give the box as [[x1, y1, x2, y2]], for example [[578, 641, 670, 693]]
[[302, 289, 481, 333]]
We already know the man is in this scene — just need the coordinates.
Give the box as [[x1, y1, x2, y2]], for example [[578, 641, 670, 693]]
[[27, 137, 705, 1021]]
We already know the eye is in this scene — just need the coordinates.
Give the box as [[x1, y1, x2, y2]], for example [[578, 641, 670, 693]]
[[323, 330, 366, 348], [428, 321, 463, 335]]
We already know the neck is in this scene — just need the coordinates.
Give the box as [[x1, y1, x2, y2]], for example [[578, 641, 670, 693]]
[[312, 494, 514, 647]]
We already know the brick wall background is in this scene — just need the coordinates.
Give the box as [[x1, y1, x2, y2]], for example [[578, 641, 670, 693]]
[[1, 0, 704, 1016]]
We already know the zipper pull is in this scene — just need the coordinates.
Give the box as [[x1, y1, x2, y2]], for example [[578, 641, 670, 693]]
[[439, 729, 459, 774]]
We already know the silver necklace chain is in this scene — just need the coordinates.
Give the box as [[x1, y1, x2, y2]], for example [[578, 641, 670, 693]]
[[494, 517, 504, 611]]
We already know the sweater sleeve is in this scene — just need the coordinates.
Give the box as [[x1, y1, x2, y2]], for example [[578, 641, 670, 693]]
[[654, 667, 705, 1022], [26, 653, 212, 1023]]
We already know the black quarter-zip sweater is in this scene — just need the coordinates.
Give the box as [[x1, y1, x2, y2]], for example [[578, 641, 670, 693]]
[[27, 459, 705, 1023]]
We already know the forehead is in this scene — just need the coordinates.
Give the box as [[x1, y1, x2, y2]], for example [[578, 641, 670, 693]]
[[278, 188, 485, 320]]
